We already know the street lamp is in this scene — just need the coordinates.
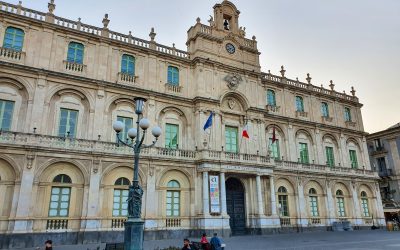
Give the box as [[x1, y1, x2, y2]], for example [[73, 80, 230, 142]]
[[113, 97, 161, 250]]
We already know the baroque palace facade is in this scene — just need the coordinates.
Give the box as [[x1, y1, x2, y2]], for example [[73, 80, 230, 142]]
[[0, 0, 384, 247]]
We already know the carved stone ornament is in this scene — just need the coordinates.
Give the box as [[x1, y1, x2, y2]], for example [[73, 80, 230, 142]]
[[227, 98, 236, 109], [224, 73, 243, 90], [127, 182, 144, 218]]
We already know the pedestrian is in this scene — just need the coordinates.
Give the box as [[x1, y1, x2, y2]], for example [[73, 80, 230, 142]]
[[182, 238, 192, 250], [200, 233, 209, 250], [45, 240, 52, 250], [209, 233, 222, 250]]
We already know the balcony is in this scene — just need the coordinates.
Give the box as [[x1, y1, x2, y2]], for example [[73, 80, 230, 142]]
[[379, 168, 394, 178], [295, 111, 308, 118], [63, 60, 86, 74], [117, 72, 137, 85], [321, 116, 333, 123], [371, 146, 387, 156], [0, 47, 25, 63], [165, 83, 182, 93], [345, 121, 356, 128], [266, 105, 280, 113]]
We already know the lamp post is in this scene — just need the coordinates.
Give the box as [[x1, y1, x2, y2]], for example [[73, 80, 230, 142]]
[[113, 97, 161, 250]]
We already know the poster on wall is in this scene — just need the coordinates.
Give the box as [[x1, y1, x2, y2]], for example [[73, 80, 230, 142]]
[[209, 175, 220, 213]]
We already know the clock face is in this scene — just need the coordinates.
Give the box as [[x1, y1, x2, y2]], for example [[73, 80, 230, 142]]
[[226, 43, 235, 54]]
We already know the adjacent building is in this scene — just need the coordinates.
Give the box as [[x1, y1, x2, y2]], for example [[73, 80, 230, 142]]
[[0, 0, 384, 248], [367, 123, 400, 221]]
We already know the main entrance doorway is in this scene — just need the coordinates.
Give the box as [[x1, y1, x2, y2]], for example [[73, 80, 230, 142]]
[[226, 178, 246, 235]]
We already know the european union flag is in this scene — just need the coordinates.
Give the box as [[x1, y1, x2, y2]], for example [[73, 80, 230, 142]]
[[203, 112, 213, 130]]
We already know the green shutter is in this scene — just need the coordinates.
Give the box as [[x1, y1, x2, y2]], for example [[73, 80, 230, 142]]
[[349, 150, 358, 168], [117, 116, 133, 142], [269, 138, 280, 160], [0, 100, 15, 131], [299, 143, 309, 164], [165, 124, 179, 149], [325, 146, 335, 167], [58, 108, 78, 137], [225, 126, 238, 153]]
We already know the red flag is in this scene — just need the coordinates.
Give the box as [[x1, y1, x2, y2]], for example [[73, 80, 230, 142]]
[[242, 124, 250, 139], [272, 126, 277, 143]]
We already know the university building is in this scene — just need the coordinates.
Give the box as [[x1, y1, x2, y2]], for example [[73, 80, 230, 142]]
[[0, 0, 384, 247]]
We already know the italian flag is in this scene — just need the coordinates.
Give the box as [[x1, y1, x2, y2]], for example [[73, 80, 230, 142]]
[[242, 124, 250, 139]]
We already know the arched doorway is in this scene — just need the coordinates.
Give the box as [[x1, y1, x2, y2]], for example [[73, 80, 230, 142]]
[[226, 177, 246, 235]]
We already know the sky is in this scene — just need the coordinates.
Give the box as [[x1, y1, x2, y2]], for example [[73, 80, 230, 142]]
[[10, 0, 400, 133]]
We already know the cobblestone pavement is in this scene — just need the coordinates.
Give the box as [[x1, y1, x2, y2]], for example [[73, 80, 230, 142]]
[[12, 230, 400, 250]]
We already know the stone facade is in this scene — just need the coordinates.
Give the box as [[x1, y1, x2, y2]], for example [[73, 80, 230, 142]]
[[367, 123, 400, 220], [0, 1, 384, 248]]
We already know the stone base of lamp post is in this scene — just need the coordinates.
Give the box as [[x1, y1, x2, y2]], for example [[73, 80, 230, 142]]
[[124, 218, 145, 250]]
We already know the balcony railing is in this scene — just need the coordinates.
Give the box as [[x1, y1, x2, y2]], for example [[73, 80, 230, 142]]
[[63, 60, 86, 73], [322, 116, 333, 123], [280, 217, 291, 227], [379, 168, 393, 178], [0, 47, 25, 62], [310, 218, 321, 225], [111, 218, 126, 229], [165, 218, 181, 228], [266, 105, 280, 113], [0, 131, 377, 177], [165, 83, 182, 93], [117, 72, 137, 84], [46, 218, 68, 230], [295, 111, 308, 118], [345, 121, 357, 128]]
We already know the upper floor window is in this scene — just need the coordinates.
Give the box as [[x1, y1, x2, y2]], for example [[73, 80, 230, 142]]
[[3, 27, 24, 51], [167, 66, 179, 85], [269, 138, 280, 160], [325, 146, 335, 167], [321, 102, 329, 117], [67, 42, 84, 64], [121, 54, 135, 75], [165, 123, 179, 149], [49, 174, 72, 217], [225, 126, 238, 153], [295, 96, 304, 112], [113, 177, 130, 217], [374, 139, 383, 150], [58, 108, 78, 138], [0, 99, 15, 131], [267, 90, 276, 106], [299, 142, 309, 164], [117, 116, 133, 142], [377, 157, 386, 172], [349, 149, 358, 169], [166, 180, 180, 217], [344, 107, 352, 122]]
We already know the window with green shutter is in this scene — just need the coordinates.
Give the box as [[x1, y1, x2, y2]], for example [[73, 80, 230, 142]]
[[58, 108, 78, 138], [349, 150, 358, 168], [295, 96, 304, 112], [336, 190, 346, 217], [299, 142, 309, 164], [267, 89, 276, 106], [165, 123, 179, 149], [360, 191, 370, 217], [0, 99, 14, 131], [309, 188, 319, 217], [325, 146, 335, 167], [166, 180, 180, 217], [269, 138, 280, 160], [48, 174, 72, 217], [121, 54, 135, 75], [3, 27, 24, 51], [321, 102, 329, 117], [277, 186, 289, 217], [116, 116, 133, 142], [225, 126, 238, 153], [344, 107, 352, 122], [67, 42, 84, 64], [112, 177, 130, 217], [167, 66, 179, 85]]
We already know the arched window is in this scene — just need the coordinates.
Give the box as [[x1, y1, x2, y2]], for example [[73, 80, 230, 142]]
[[360, 191, 370, 217], [0, 99, 15, 131], [349, 149, 358, 169], [166, 180, 180, 217], [277, 186, 289, 217], [344, 107, 352, 122], [295, 96, 304, 112], [113, 177, 130, 217], [165, 123, 179, 149], [49, 174, 72, 217], [121, 54, 135, 76], [167, 66, 179, 85], [336, 189, 346, 217], [67, 42, 84, 64], [309, 188, 319, 217], [269, 137, 280, 160], [321, 102, 329, 117], [267, 89, 276, 106], [3, 27, 24, 51], [58, 108, 79, 138]]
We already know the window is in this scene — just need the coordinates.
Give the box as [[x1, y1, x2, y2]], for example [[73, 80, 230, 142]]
[[377, 157, 386, 172], [0, 100, 15, 131], [113, 177, 130, 217], [225, 126, 238, 153], [349, 150, 358, 168], [166, 180, 180, 217], [3, 27, 24, 51], [309, 188, 319, 217], [267, 90, 276, 106], [269, 138, 280, 160], [49, 174, 71, 217], [299, 143, 309, 164], [277, 186, 289, 217], [167, 66, 179, 85], [336, 190, 346, 217], [344, 107, 352, 122], [67, 42, 84, 64], [116, 116, 133, 142], [58, 108, 78, 138], [374, 139, 383, 150], [121, 54, 135, 75], [325, 146, 335, 167], [165, 123, 179, 149], [321, 102, 329, 117], [295, 96, 304, 112], [360, 191, 370, 217]]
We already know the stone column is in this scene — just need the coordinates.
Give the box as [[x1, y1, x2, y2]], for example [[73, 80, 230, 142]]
[[325, 181, 336, 224], [270, 176, 277, 216], [296, 178, 307, 225], [350, 182, 362, 225], [374, 182, 385, 225], [220, 172, 227, 215], [339, 133, 347, 167], [203, 171, 210, 216], [84, 166, 101, 230], [315, 129, 324, 165], [256, 175, 264, 215], [13, 168, 35, 232]]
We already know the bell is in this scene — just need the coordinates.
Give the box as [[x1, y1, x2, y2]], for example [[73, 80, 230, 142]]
[[223, 19, 229, 30]]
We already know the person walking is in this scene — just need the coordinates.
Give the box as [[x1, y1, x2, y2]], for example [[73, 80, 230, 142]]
[[45, 240, 53, 250], [209, 233, 222, 250], [200, 233, 209, 250], [182, 238, 192, 250]]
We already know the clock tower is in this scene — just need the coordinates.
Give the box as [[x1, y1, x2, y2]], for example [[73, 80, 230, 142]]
[[186, 0, 261, 73]]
